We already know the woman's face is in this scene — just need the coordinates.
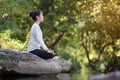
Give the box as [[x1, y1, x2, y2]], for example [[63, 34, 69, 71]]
[[37, 12, 44, 22]]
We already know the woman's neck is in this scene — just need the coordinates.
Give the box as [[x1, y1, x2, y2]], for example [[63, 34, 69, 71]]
[[35, 21, 40, 25]]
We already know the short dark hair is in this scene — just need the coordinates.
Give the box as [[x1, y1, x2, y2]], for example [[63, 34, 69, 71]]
[[29, 9, 41, 21]]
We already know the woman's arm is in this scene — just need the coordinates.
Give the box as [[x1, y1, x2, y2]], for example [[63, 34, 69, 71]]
[[34, 26, 49, 51], [33, 25, 54, 53]]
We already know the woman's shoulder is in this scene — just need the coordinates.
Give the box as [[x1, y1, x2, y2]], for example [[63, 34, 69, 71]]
[[31, 23, 38, 29], [31, 23, 41, 32], [33, 23, 39, 27], [32, 23, 36, 27]]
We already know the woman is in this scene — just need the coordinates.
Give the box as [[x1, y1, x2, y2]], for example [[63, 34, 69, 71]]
[[27, 9, 54, 59]]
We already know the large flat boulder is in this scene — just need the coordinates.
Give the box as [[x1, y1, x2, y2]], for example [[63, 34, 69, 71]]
[[0, 49, 72, 75]]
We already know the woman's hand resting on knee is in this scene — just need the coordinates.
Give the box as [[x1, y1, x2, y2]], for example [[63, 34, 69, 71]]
[[46, 49, 54, 54]]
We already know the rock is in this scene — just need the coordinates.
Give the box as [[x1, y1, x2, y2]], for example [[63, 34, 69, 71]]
[[88, 71, 120, 80], [0, 49, 72, 75]]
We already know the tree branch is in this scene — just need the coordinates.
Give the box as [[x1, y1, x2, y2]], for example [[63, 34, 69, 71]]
[[81, 32, 91, 62], [97, 41, 114, 61], [50, 31, 66, 49]]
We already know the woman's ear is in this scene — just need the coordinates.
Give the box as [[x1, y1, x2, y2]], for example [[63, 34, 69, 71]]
[[36, 16, 39, 20]]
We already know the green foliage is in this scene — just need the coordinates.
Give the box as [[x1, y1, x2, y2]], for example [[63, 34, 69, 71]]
[[78, 0, 120, 72], [0, 30, 27, 50]]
